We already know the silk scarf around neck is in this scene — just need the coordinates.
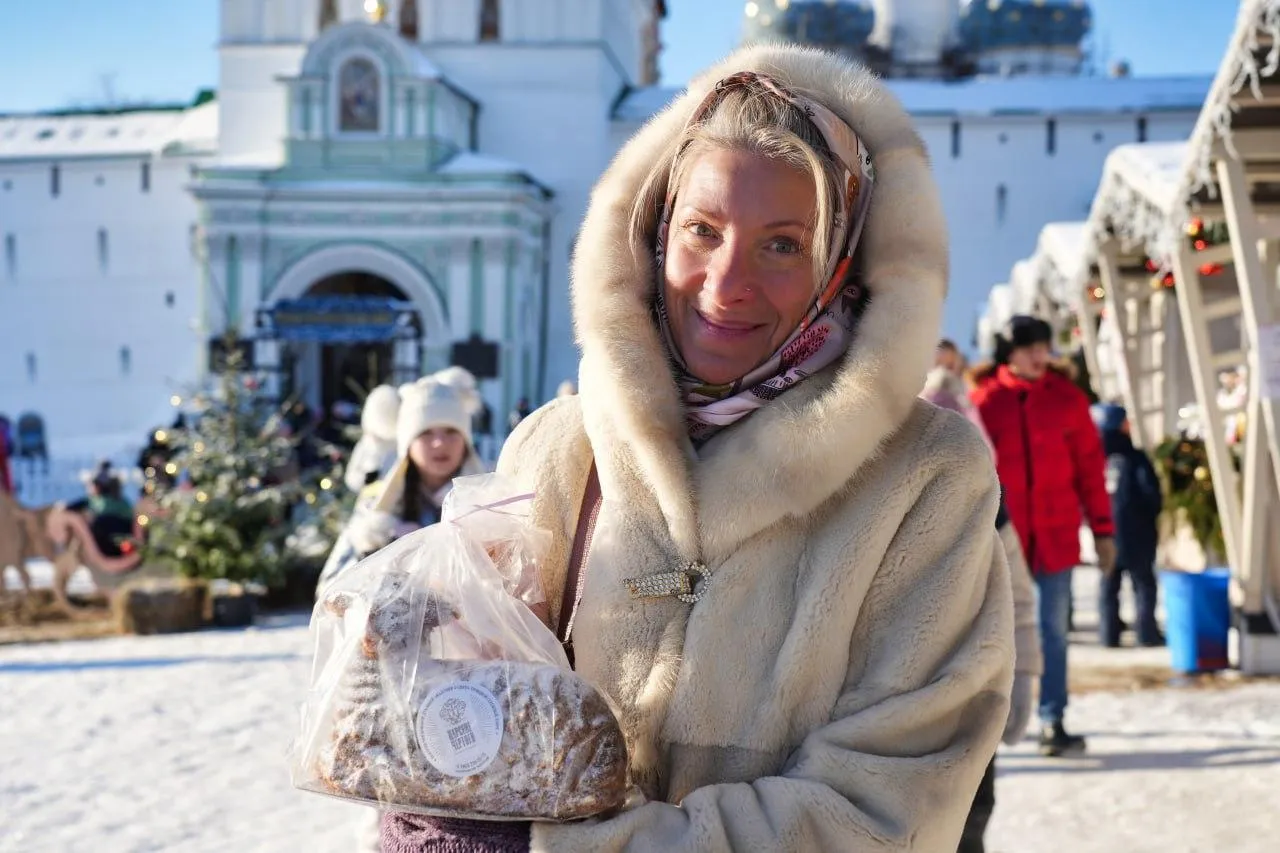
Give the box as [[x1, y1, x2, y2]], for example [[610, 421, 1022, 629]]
[[653, 71, 876, 444]]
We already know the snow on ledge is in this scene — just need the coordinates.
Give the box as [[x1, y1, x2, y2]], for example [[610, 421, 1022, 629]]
[[1180, 0, 1280, 198]]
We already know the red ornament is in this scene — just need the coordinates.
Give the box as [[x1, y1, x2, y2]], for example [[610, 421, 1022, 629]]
[[1194, 239, 1208, 252], [1144, 259, 1159, 272], [1199, 263, 1224, 277], [119, 539, 136, 555]]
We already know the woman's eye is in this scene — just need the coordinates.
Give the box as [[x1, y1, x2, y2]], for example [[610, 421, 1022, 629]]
[[769, 238, 802, 255], [685, 221, 716, 238]]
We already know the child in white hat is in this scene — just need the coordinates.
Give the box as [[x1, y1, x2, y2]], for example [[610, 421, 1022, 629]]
[[317, 367, 487, 592]]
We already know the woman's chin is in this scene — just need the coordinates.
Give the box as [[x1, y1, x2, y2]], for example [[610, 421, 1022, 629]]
[[686, 357, 757, 388]]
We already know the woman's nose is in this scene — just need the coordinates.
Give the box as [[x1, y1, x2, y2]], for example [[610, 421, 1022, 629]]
[[703, 241, 754, 303]]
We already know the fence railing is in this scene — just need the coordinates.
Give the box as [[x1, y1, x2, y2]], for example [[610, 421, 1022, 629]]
[[9, 452, 142, 509]]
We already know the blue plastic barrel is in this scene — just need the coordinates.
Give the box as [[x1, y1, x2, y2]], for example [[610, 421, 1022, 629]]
[[1160, 568, 1231, 673]]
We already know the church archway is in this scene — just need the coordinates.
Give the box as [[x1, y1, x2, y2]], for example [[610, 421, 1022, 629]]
[[283, 272, 411, 420], [265, 243, 450, 420]]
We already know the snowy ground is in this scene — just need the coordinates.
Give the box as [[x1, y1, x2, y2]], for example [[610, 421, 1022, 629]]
[[1, 564, 1277, 852]]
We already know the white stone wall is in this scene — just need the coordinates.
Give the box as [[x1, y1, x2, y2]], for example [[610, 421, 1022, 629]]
[[916, 109, 1200, 344], [424, 45, 627, 392], [0, 153, 208, 456]]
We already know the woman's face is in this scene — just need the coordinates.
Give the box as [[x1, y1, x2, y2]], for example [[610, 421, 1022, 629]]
[[662, 147, 818, 386], [1007, 342, 1051, 381], [408, 427, 467, 486]]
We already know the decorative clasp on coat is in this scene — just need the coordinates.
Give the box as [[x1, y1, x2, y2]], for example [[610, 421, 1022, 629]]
[[624, 561, 712, 603]]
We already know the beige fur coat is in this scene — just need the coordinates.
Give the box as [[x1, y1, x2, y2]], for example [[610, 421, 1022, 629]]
[[498, 45, 1014, 852]]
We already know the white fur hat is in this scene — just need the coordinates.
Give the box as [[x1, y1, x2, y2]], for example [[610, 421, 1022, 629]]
[[395, 367, 482, 457], [360, 384, 400, 442]]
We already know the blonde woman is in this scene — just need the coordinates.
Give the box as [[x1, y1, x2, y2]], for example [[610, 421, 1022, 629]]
[[383, 45, 1013, 852]]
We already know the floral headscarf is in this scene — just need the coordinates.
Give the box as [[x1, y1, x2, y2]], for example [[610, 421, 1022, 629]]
[[654, 71, 876, 444]]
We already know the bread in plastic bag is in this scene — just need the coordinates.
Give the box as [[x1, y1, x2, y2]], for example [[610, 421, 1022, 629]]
[[290, 473, 628, 821]]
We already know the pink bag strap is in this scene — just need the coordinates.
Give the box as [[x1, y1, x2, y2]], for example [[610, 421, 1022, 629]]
[[557, 461, 601, 668]]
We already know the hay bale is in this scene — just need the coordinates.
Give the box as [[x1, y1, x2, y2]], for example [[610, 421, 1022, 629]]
[[113, 577, 209, 635]]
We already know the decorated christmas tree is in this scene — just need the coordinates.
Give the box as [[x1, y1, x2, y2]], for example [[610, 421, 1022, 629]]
[[1152, 435, 1226, 559], [142, 331, 300, 587]]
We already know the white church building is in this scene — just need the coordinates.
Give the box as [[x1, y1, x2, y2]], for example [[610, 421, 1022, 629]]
[[0, 0, 1212, 465]]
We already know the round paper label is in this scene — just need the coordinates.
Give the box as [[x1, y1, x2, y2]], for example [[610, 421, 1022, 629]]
[[415, 682, 504, 778]]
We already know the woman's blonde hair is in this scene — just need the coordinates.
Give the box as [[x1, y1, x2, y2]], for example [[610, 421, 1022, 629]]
[[629, 83, 845, 292]]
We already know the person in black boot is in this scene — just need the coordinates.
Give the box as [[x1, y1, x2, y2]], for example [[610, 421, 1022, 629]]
[[1091, 402, 1165, 648], [972, 316, 1113, 759], [957, 493, 1042, 852]]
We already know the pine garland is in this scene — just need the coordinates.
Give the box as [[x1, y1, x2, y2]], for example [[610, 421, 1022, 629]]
[[1152, 436, 1226, 558]]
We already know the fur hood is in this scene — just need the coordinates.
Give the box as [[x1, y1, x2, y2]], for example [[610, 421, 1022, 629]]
[[967, 358, 1078, 387], [572, 44, 948, 557]]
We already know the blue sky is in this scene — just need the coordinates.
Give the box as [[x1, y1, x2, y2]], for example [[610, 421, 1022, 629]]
[[0, 1, 1241, 113]]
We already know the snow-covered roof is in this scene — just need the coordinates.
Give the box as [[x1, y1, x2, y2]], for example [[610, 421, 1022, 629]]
[[437, 151, 551, 194], [1037, 222, 1089, 282], [1009, 259, 1039, 314], [614, 86, 680, 123], [1177, 0, 1280, 198], [882, 75, 1209, 117], [1078, 140, 1189, 280], [611, 75, 1209, 127], [1029, 220, 1091, 306], [0, 101, 217, 161]]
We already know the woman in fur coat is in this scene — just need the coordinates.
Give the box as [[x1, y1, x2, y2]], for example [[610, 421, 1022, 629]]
[[383, 44, 1014, 852]]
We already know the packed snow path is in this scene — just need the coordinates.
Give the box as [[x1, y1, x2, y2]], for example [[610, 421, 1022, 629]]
[[1, 576, 1277, 851]]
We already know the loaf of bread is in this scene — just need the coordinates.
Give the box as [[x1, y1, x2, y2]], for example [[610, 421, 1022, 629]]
[[303, 571, 629, 820]]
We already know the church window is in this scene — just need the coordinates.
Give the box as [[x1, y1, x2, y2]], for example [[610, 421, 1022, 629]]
[[141, 161, 151, 192], [26, 352, 36, 382], [1136, 116, 1148, 143], [98, 228, 109, 273], [950, 121, 961, 159], [319, 0, 338, 31], [338, 57, 381, 132], [120, 346, 132, 376], [165, 291, 176, 308], [480, 0, 500, 42], [4, 233, 15, 278], [1045, 119, 1056, 155], [405, 87, 417, 135], [50, 164, 60, 198], [996, 184, 1008, 224], [400, 0, 419, 40]]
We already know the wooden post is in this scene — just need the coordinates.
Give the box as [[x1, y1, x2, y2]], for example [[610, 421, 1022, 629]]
[[1217, 157, 1280, 502], [1097, 242, 1151, 449], [1169, 243, 1244, 572], [1216, 158, 1280, 647], [1075, 280, 1105, 397]]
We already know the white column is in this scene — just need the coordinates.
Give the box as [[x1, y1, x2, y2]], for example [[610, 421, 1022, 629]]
[[1169, 242, 1244, 574], [483, 239, 507, 428], [448, 241, 470, 341], [1097, 243, 1150, 449]]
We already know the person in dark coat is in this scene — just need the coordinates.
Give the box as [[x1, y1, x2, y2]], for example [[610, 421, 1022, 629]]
[[1091, 402, 1165, 648]]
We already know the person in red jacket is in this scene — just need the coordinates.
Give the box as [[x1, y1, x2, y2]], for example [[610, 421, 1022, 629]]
[[970, 315, 1116, 757]]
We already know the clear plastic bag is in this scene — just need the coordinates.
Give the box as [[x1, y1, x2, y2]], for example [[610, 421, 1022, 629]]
[[290, 473, 629, 821]]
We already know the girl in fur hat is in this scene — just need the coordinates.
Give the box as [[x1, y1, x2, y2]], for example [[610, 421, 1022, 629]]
[[381, 44, 1013, 853], [317, 368, 487, 594]]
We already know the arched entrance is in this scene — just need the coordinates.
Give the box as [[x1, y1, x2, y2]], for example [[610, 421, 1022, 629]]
[[278, 272, 416, 418], [260, 242, 451, 420]]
